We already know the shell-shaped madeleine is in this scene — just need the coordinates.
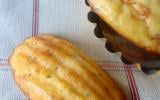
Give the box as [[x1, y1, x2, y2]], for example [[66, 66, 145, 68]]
[[10, 35, 125, 100]]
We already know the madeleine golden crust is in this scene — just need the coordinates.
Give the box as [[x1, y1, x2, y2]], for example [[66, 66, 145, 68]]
[[87, 0, 160, 55], [10, 35, 125, 100]]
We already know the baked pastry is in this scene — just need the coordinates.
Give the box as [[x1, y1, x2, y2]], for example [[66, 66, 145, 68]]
[[9, 35, 125, 100], [87, 0, 160, 55], [99, 19, 159, 63]]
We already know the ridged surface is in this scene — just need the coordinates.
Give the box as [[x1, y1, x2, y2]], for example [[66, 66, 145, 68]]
[[88, 0, 160, 55], [10, 35, 125, 100]]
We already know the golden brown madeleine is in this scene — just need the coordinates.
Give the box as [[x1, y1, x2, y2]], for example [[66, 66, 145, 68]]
[[87, 0, 160, 55], [10, 35, 125, 100]]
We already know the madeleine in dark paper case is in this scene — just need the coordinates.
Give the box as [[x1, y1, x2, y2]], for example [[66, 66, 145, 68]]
[[87, 0, 160, 56]]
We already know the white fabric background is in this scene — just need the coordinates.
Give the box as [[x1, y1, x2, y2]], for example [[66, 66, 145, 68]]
[[0, 0, 160, 100]]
